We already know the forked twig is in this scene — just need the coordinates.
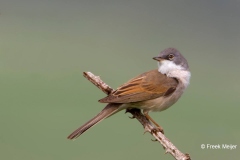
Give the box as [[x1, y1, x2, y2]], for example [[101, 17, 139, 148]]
[[83, 71, 191, 160]]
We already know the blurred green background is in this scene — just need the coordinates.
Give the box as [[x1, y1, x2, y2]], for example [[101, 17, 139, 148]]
[[1, 0, 240, 159]]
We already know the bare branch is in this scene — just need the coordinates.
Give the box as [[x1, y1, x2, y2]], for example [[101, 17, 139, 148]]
[[83, 72, 113, 95], [83, 71, 191, 160]]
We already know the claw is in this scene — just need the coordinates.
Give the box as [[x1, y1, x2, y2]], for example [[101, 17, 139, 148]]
[[125, 109, 136, 119], [160, 129, 164, 134], [151, 128, 157, 134], [125, 108, 132, 114], [128, 115, 135, 119], [151, 139, 158, 142], [151, 127, 164, 134]]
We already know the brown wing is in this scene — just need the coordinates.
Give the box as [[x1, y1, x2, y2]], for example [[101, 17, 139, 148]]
[[99, 70, 178, 103]]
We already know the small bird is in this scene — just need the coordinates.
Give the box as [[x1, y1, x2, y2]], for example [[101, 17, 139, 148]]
[[67, 48, 191, 140]]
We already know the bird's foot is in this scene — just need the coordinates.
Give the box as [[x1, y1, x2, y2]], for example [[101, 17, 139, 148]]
[[151, 138, 158, 142], [151, 126, 164, 134], [128, 115, 135, 119], [125, 108, 130, 114], [125, 108, 136, 119]]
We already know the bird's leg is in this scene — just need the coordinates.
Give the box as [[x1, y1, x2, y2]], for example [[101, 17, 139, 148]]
[[143, 111, 164, 134]]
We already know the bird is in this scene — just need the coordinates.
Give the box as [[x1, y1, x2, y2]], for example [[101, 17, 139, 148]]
[[67, 48, 191, 140]]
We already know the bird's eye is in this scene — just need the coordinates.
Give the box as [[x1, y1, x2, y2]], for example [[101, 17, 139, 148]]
[[168, 54, 174, 60]]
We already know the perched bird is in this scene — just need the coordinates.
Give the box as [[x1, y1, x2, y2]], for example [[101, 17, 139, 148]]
[[68, 48, 191, 140]]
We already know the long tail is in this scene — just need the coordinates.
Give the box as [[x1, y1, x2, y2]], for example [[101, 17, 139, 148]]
[[67, 103, 122, 140]]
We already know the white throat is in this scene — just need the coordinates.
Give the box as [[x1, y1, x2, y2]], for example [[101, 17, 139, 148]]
[[158, 61, 191, 87]]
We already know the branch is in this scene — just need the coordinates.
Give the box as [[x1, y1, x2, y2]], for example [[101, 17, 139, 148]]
[[83, 71, 191, 160]]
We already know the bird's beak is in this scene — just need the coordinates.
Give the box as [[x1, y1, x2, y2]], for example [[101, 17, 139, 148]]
[[153, 56, 163, 61]]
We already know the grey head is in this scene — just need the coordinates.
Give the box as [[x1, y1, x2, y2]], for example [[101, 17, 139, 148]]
[[153, 48, 189, 70]]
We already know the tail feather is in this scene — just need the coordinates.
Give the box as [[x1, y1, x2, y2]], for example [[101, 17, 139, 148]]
[[67, 103, 122, 140]]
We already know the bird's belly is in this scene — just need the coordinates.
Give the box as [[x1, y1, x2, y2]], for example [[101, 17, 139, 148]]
[[128, 92, 182, 112]]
